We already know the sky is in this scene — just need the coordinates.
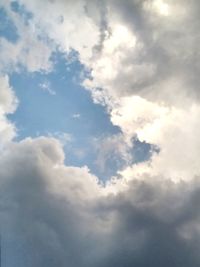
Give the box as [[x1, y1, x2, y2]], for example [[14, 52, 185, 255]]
[[1, 0, 200, 266]]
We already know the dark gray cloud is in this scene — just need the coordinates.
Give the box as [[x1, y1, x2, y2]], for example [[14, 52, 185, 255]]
[[1, 137, 200, 266], [99, 179, 200, 267]]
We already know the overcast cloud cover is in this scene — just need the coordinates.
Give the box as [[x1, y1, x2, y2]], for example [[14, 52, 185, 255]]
[[1, 0, 200, 266]]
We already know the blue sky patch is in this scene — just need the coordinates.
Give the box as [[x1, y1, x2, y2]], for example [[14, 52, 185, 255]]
[[10, 1, 33, 25], [9, 52, 123, 178], [0, 7, 19, 43], [2, 4, 153, 180]]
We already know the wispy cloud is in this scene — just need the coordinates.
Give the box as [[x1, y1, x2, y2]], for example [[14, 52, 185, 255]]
[[39, 81, 56, 95]]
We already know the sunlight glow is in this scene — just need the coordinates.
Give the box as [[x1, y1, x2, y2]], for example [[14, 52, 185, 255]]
[[104, 24, 136, 53], [153, 0, 170, 16]]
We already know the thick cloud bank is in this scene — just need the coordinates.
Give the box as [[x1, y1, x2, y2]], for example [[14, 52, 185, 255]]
[[1, 0, 200, 266], [1, 137, 200, 266]]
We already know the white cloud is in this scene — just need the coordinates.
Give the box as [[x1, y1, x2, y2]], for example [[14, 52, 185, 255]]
[[1, 0, 199, 185], [39, 81, 56, 95], [145, 0, 171, 16], [17, 0, 100, 63], [0, 75, 18, 113], [0, 75, 18, 147], [110, 96, 200, 182], [1, 0, 199, 184], [0, 2, 53, 73], [72, 113, 81, 119], [93, 133, 132, 175], [48, 132, 73, 146]]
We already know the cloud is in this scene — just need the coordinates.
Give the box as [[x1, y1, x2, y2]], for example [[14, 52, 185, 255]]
[[0, 137, 102, 266], [39, 81, 56, 95], [0, 75, 18, 147], [1, 137, 200, 266], [0, 75, 17, 113], [93, 133, 132, 176], [48, 131, 73, 146], [1, 0, 200, 266], [109, 95, 200, 182], [17, 0, 100, 63], [0, 2, 53, 73], [9, 0, 200, 105], [72, 113, 81, 119]]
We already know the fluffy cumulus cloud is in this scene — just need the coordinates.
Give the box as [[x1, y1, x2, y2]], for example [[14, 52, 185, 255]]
[[1, 0, 200, 266]]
